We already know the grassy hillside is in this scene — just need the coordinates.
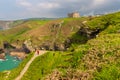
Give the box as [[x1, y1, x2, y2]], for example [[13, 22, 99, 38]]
[[0, 17, 88, 50], [20, 12, 120, 80], [0, 20, 50, 47], [0, 11, 120, 80]]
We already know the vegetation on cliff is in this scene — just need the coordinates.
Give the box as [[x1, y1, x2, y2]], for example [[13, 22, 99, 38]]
[[0, 11, 120, 80]]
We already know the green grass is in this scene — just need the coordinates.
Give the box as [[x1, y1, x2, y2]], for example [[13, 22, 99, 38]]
[[21, 49, 87, 80], [21, 51, 68, 80], [0, 20, 50, 46], [1, 11, 120, 79]]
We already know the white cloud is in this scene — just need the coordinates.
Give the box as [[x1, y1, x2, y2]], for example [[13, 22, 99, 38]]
[[20, 1, 31, 7], [16, 0, 60, 12], [92, 0, 108, 6], [17, 0, 32, 7], [38, 2, 60, 9]]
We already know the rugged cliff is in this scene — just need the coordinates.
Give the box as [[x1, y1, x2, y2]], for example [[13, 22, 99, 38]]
[[0, 11, 120, 80]]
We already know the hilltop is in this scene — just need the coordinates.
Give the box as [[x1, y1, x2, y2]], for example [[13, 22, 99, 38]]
[[0, 18, 55, 30], [0, 11, 120, 80], [0, 17, 89, 50]]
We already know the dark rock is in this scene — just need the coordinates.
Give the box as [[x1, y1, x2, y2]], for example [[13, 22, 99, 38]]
[[39, 42, 50, 50], [0, 48, 4, 54], [32, 26, 101, 52], [3, 41, 16, 49], [24, 40, 34, 51], [21, 44, 31, 53]]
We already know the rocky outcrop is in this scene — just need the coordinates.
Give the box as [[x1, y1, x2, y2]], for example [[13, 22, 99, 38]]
[[8, 43, 30, 59], [3, 41, 16, 49], [21, 43, 31, 53], [39, 42, 66, 51], [3, 41, 31, 53], [0, 53, 5, 60], [38, 26, 101, 51], [78, 27, 101, 39], [10, 52, 27, 60], [1, 41, 31, 59], [24, 39, 35, 52], [1, 22, 101, 52], [0, 48, 5, 60]]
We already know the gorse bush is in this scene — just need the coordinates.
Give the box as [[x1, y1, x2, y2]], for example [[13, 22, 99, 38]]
[[93, 64, 120, 80]]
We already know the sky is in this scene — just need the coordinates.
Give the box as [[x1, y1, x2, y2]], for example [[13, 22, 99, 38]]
[[0, 0, 120, 20]]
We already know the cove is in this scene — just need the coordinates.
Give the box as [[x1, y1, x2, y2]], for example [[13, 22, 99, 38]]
[[0, 55, 22, 72]]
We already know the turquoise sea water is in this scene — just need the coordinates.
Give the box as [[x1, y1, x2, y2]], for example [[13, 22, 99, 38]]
[[0, 55, 21, 71]]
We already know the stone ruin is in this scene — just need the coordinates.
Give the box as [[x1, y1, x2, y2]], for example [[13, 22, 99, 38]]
[[68, 12, 80, 18]]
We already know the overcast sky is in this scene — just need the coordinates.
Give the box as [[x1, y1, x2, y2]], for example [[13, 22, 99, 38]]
[[0, 0, 120, 20]]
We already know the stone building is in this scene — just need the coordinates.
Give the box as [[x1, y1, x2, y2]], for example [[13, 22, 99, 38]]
[[68, 12, 80, 18]]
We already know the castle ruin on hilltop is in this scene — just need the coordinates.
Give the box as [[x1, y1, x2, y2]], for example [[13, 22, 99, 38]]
[[68, 12, 80, 18]]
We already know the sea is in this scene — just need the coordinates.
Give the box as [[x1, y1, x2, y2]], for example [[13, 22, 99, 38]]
[[0, 55, 22, 71]]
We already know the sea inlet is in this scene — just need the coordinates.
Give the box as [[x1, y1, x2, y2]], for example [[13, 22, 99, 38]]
[[0, 55, 21, 71]]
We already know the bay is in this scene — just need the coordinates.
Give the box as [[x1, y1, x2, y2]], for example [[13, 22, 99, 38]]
[[0, 55, 21, 71]]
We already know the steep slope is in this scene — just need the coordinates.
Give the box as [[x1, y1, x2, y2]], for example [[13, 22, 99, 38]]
[[0, 20, 50, 47], [0, 18, 88, 51], [22, 18, 87, 50], [0, 11, 120, 80], [16, 12, 120, 80]]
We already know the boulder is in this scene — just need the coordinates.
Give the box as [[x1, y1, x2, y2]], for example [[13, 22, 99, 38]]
[[0, 53, 5, 60]]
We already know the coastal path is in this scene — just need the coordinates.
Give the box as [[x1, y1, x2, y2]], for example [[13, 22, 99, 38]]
[[15, 50, 47, 80]]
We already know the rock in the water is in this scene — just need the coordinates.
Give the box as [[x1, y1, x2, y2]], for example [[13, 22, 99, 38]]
[[0, 53, 5, 60]]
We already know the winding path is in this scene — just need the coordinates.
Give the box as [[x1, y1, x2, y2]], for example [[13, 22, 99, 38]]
[[15, 51, 47, 80]]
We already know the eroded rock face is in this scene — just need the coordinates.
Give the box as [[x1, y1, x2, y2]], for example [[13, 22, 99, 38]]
[[21, 44, 31, 53], [2, 41, 31, 54], [38, 28, 101, 51], [24, 40, 35, 52], [39, 43, 66, 51], [78, 27, 101, 39], [1, 25, 101, 52], [3, 41, 16, 49]]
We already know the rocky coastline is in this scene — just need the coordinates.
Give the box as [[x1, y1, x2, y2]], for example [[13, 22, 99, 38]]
[[0, 42, 31, 60]]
